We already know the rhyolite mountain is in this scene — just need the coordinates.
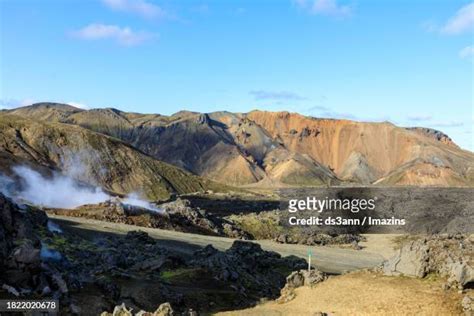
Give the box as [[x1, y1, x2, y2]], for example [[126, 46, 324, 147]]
[[4, 102, 474, 187], [0, 112, 225, 201]]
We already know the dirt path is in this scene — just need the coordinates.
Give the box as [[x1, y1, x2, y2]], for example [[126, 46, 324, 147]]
[[49, 215, 386, 274], [216, 271, 464, 316], [359, 233, 399, 259]]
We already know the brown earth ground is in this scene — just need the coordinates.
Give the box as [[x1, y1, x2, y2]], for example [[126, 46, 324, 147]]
[[216, 271, 465, 316]]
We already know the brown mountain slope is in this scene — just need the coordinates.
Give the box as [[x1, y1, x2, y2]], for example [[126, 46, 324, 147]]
[[246, 111, 474, 186], [64, 109, 267, 185], [7, 103, 474, 187], [374, 159, 471, 186], [42, 106, 337, 186], [207, 111, 338, 186], [406, 127, 459, 148], [8, 102, 84, 122], [0, 113, 223, 200]]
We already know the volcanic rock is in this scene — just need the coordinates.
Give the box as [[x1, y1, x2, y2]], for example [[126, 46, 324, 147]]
[[462, 294, 473, 315], [0, 193, 45, 290], [383, 235, 474, 289], [277, 269, 326, 303], [191, 241, 307, 298], [382, 240, 430, 277]]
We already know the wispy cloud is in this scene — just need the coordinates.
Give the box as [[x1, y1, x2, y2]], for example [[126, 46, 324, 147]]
[[441, 2, 474, 35], [406, 115, 433, 122], [293, 0, 352, 18], [71, 23, 154, 46], [459, 45, 474, 58], [102, 0, 167, 19], [250, 90, 307, 101]]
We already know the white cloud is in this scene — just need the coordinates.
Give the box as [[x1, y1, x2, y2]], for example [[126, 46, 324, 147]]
[[66, 102, 90, 110], [441, 2, 474, 35], [459, 45, 474, 58], [71, 23, 153, 46], [294, 0, 352, 18], [102, 0, 166, 19]]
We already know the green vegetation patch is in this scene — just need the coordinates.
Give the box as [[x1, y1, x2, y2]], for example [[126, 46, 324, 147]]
[[160, 268, 201, 282], [227, 212, 283, 240]]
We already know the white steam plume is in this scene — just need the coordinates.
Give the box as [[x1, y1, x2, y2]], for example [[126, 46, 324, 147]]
[[0, 165, 161, 212], [12, 166, 110, 208], [122, 192, 163, 212]]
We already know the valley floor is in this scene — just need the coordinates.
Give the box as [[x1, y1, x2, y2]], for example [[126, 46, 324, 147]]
[[216, 271, 465, 316], [49, 215, 386, 274]]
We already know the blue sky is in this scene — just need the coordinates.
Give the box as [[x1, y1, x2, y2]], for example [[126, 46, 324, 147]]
[[0, 0, 473, 150]]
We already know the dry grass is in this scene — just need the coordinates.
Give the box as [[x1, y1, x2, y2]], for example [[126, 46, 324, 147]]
[[216, 271, 463, 316]]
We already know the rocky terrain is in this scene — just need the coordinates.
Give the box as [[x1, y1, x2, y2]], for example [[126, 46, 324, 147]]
[[226, 210, 364, 247], [383, 234, 473, 290], [5, 103, 474, 187], [407, 127, 459, 148], [215, 234, 474, 316], [382, 234, 474, 315], [47, 198, 251, 239], [1, 102, 473, 315], [0, 193, 309, 315], [46, 196, 367, 248], [2, 189, 473, 315], [0, 193, 50, 298], [36, 185, 474, 248], [279, 187, 474, 235]]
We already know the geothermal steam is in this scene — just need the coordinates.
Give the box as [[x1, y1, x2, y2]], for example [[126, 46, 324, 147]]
[[10, 166, 110, 208], [122, 192, 162, 212], [0, 166, 161, 211]]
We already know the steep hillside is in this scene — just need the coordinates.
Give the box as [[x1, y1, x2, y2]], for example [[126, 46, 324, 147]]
[[7, 103, 474, 187], [406, 127, 459, 148], [0, 113, 221, 200], [247, 111, 474, 186], [59, 107, 337, 186], [63, 109, 267, 185]]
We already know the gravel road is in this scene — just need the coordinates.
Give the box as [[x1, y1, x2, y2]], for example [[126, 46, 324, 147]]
[[49, 214, 386, 274]]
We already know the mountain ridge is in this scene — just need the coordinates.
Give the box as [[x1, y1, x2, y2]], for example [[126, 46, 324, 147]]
[[0, 112, 228, 200], [5, 102, 474, 187]]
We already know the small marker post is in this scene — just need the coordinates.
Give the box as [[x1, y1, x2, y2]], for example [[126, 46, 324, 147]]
[[307, 249, 312, 272]]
